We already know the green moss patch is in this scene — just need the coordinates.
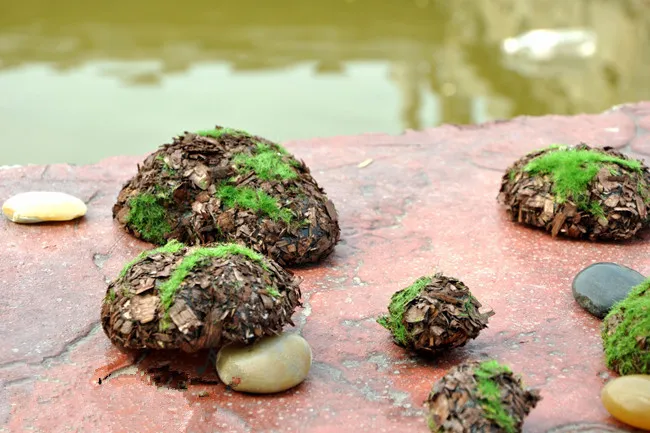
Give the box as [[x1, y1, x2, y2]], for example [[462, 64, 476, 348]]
[[377, 276, 431, 346], [126, 193, 172, 245], [118, 239, 186, 279], [158, 243, 268, 312], [233, 143, 298, 181], [196, 127, 251, 139], [155, 154, 177, 175], [106, 288, 116, 303], [474, 360, 516, 433], [523, 146, 642, 211], [266, 286, 280, 298], [603, 279, 650, 375], [217, 184, 293, 223]]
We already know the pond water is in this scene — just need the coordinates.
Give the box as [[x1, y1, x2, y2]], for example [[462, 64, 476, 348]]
[[1, 0, 649, 165]]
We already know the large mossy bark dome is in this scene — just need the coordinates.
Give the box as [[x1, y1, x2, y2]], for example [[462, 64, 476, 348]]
[[377, 273, 494, 354], [112, 126, 340, 266], [602, 278, 650, 375], [100, 240, 302, 353], [497, 143, 650, 241], [425, 360, 542, 433]]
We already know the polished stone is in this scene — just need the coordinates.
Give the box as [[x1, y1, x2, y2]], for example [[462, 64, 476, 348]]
[[2, 191, 87, 223], [572, 262, 645, 318], [216, 333, 312, 394], [601, 375, 650, 430]]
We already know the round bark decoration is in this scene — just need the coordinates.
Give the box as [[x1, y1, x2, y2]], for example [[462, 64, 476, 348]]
[[497, 143, 650, 241], [112, 126, 340, 266], [377, 273, 494, 354], [425, 360, 542, 433], [101, 240, 302, 352], [602, 278, 650, 375]]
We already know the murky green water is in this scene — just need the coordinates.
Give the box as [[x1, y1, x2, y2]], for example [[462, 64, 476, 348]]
[[1, 0, 649, 165]]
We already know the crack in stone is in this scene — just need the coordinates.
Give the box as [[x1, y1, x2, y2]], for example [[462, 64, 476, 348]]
[[310, 361, 422, 417], [294, 293, 312, 333], [84, 190, 101, 205], [92, 252, 111, 270], [39, 165, 50, 180], [0, 360, 28, 372], [40, 322, 101, 368]]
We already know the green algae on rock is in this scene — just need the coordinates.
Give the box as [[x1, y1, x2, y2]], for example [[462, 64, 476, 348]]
[[425, 360, 542, 433], [100, 240, 302, 352], [377, 273, 493, 354], [112, 125, 340, 266], [602, 278, 650, 375], [497, 143, 650, 241]]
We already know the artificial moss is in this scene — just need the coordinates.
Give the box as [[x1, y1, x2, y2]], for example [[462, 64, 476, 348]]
[[125, 193, 172, 244], [196, 127, 250, 139], [602, 279, 650, 375], [377, 276, 432, 346], [474, 360, 516, 433], [118, 239, 185, 279], [523, 146, 642, 212], [233, 143, 298, 181], [216, 184, 293, 223], [158, 243, 268, 312], [266, 286, 280, 298]]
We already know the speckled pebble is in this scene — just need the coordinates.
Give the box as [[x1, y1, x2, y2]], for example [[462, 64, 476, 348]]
[[2, 191, 87, 224], [601, 375, 650, 430], [572, 262, 645, 318], [216, 333, 312, 394]]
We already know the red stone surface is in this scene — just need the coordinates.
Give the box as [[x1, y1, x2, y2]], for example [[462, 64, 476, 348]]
[[3, 102, 650, 433]]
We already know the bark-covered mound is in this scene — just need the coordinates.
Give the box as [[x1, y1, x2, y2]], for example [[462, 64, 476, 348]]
[[112, 126, 340, 266], [425, 360, 542, 433], [602, 278, 650, 375], [101, 240, 302, 352], [377, 273, 494, 354], [498, 143, 650, 241]]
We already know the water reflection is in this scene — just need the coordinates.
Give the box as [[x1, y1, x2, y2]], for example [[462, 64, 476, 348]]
[[0, 0, 649, 164]]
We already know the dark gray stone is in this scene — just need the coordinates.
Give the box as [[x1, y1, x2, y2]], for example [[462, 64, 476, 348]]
[[572, 262, 646, 319]]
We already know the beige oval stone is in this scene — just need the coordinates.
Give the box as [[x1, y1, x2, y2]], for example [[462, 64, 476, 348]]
[[601, 375, 650, 430], [216, 333, 312, 394], [2, 191, 87, 224]]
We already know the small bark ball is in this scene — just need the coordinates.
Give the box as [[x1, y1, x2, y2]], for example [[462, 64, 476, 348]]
[[377, 273, 493, 354], [101, 240, 302, 352]]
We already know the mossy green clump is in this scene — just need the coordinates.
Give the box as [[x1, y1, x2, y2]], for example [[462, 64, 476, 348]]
[[266, 286, 280, 298], [118, 239, 186, 279], [106, 288, 116, 303], [233, 143, 298, 181], [158, 243, 268, 312], [377, 276, 431, 346], [125, 193, 172, 245], [602, 278, 650, 375], [474, 360, 516, 433], [217, 184, 293, 223], [196, 127, 251, 139], [523, 146, 642, 212]]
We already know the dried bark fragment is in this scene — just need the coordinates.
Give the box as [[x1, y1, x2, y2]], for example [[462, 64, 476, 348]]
[[497, 143, 650, 241], [424, 360, 542, 433], [112, 126, 340, 266], [377, 273, 494, 354], [101, 240, 302, 352]]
